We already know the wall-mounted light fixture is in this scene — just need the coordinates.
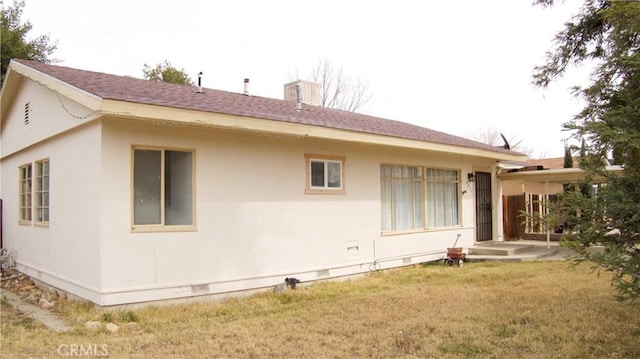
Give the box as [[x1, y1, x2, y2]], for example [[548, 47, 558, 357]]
[[467, 172, 476, 182]]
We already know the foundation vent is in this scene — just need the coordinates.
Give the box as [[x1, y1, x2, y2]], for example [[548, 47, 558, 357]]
[[191, 284, 209, 294]]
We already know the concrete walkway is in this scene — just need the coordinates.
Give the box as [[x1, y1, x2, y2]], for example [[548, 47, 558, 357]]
[[1, 289, 73, 332], [466, 240, 576, 262]]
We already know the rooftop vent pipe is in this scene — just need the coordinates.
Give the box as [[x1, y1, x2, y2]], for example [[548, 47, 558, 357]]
[[244, 78, 250, 96], [197, 72, 203, 93]]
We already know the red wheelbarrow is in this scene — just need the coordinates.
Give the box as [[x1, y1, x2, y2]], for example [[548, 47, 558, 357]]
[[443, 234, 466, 267]]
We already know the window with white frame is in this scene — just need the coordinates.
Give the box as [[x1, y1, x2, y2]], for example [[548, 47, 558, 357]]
[[381, 164, 460, 232], [426, 168, 460, 227], [381, 165, 424, 231], [132, 148, 194, 228], [19, 163, 32, 223], [305, 154, 345, 194], [35, 159, 49, 224]]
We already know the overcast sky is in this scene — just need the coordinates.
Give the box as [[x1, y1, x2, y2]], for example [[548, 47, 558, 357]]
[[21, 0, 587, 158]]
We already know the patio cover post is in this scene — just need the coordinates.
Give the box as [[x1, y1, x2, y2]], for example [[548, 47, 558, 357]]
[[546, 180, 550, 249]]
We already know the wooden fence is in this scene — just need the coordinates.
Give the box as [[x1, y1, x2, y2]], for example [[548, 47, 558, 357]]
[[502, 193, 558, 241]]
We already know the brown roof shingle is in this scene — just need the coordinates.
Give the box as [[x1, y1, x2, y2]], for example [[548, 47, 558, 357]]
[[12, 59, 521, 156]]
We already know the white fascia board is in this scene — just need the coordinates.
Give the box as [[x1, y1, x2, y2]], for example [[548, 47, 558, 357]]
[[497, 166, 623, 183], [100, 99, 528, 162], [5, 61, 103, 111]]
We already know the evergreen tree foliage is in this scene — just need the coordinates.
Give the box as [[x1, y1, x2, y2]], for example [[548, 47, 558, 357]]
[[563, 146, 574, 169], [562, 145, 574, 192], [534, 0, 640, 300], [1, 0, 57, 80]]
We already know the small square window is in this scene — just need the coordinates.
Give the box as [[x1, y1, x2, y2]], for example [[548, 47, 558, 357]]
[[305, 154, 345, 194]]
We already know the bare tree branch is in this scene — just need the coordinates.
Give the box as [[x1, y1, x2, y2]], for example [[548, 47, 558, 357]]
[[308, 58, 372, 113]]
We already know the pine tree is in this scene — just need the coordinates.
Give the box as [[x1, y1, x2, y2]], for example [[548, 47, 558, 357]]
[[534, 0, 640, 300]]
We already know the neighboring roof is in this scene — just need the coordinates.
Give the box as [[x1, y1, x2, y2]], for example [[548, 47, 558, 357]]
[[499, 156, 579, 173], [528, 157, 564, 169], [526, 156, 579, 170], [2, 59, 526, 160]]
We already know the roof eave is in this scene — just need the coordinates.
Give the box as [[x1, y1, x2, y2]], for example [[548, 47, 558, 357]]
[[0, 65, 23, 125], [497, 166, 624, 183], [101, 99, 528, 161], [4, 60, 103, 112]]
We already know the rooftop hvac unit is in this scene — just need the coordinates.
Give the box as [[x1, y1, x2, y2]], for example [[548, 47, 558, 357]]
[[283, 80, 322, 107]]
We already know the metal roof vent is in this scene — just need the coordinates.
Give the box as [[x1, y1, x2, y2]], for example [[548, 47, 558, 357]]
[[243, 78, 250, 96], [197, 72, 203, 93], [295, 82, 302, 110]]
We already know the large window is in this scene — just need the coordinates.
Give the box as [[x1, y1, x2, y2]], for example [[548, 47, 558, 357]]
[[19, 164, 32, 223], [427, 168, 460, 227], [381, 164, 460, 232], [35, 159, 49, 224], [305, 154, 345, 194], [381, 165, 424, 231], [133, 148, 194, 229]]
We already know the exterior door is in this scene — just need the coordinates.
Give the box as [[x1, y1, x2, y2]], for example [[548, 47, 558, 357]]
[[475, 171, 493, 242]]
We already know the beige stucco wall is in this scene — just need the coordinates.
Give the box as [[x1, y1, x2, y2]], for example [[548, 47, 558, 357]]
[[2, 77, 506, 305], [2, 124, 101, 301], [97, 120, 491, 305], [1, 80, 103, 302], [1, 79, 98, 158]]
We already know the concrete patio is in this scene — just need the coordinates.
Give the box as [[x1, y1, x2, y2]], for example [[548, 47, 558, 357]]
[[465, 240, 576, 262]]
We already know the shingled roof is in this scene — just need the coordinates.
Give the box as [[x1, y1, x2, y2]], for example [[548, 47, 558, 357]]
[[9, 59, 521, 156]]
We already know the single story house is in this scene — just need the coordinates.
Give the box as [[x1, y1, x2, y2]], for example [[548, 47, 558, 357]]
[[0, 59, 526, 306]]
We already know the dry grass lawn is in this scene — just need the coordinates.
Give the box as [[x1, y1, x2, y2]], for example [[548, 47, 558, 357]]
[[2, 261, 640, 358]]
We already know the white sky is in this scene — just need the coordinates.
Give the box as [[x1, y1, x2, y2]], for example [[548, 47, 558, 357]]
[[21, 0, 588, 158]]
